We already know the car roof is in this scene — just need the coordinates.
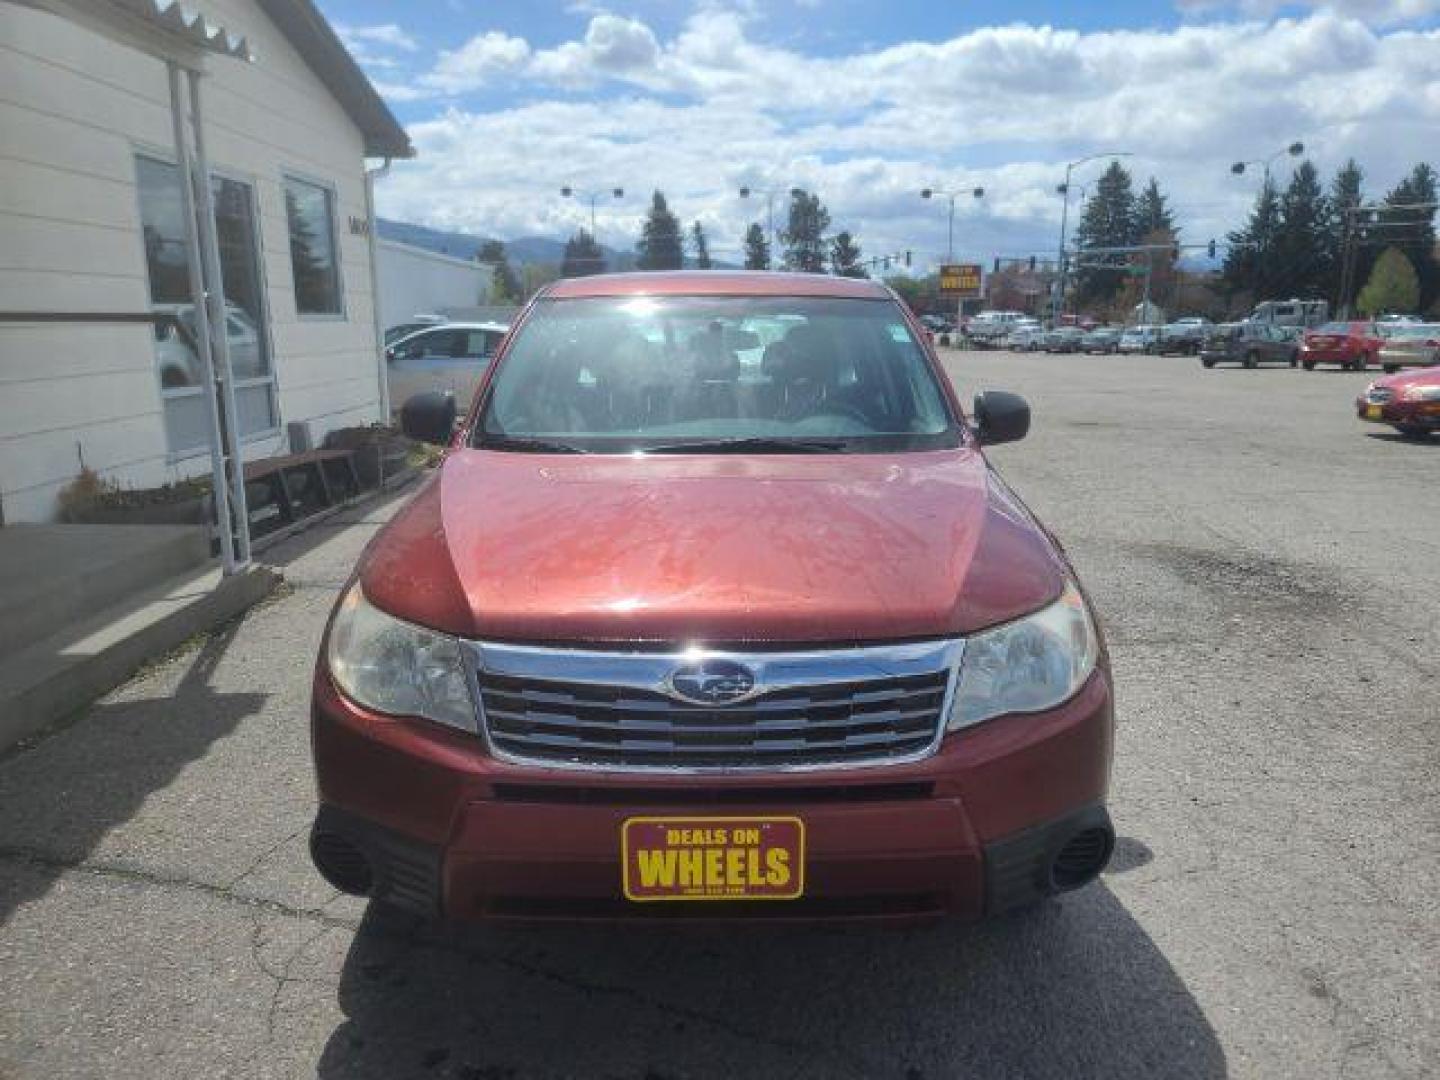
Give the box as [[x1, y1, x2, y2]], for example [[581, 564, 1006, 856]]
[[543, 271, 891, 300], [409, 321, 510, 332]]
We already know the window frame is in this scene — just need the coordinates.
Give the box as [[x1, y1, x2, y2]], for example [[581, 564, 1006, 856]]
[[131, 148, 282, 461], [281, 170, 347, 321]]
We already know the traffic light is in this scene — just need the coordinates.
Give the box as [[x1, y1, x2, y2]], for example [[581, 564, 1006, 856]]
[[1028, 255, 1036, 271], [1208, 239, 1217, 259], [904, 250, 912, 267]]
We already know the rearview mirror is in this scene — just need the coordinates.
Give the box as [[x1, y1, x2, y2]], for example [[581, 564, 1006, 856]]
[[973, 390, 1030, 446], [400, 391, 458, 446]]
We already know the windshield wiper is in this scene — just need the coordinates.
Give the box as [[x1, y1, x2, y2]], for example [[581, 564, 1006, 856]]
[[642, 436, 850, 454], [478, 434, 589, 454]]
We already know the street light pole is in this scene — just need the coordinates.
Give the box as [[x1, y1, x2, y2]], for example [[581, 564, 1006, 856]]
[[1230, 141, 1305, 186], [920, 185, 984, 263], [739, 185, 803, 264], [560, 185, 624, 240], [1053, 150, 1133, 322]]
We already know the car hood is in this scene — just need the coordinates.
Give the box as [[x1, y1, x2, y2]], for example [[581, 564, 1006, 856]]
[[1373, 366, 1440, 390], [360, 448, 1068, 645]]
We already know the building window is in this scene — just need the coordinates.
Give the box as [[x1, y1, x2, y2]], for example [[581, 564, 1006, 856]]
[[136, 154, 278, 454], [284, 176, 343, 316]]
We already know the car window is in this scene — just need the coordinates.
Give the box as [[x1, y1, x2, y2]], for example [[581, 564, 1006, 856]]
[[477, 295, 960, 453]]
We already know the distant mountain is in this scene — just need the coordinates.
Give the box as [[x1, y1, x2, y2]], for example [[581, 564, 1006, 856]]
[[377, 218, 638, 269], [377, 218, 734, 271]]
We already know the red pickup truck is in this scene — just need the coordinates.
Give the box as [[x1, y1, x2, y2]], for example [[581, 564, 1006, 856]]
[[310, 272, 1114, 922]]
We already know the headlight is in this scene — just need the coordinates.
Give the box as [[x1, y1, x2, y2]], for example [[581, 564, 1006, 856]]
[[1402, 385, 1440, 401], [948, 581, 1100, 731], [326, 584, 476, 731]]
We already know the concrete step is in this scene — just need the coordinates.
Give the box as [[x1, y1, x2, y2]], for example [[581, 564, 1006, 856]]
[[0, 562, 279, 753], [0, 525, 210, 658]]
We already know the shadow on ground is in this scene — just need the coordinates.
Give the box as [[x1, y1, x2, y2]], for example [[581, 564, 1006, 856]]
[[317, 866, 1222, 1080], [0, 622, 263, 924]]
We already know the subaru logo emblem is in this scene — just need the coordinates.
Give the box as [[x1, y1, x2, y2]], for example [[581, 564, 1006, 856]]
[[666, 658, 757, 706]]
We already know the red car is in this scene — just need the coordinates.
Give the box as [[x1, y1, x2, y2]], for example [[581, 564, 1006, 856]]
[[1300, 321, 1383, 371], [310, 272, 1114, 923], [1356, 365, 1440, 439]]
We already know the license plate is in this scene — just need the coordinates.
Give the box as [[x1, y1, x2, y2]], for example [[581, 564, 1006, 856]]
[[622, 816, 805, 901], [1365, 404, 1384, 420]]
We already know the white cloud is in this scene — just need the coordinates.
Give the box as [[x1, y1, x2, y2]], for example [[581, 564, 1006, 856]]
[[1178, 0, 1440, 24], [424, 30, 533, 93], [336, 23, 420, 51], [374, 11, 1440, 272]]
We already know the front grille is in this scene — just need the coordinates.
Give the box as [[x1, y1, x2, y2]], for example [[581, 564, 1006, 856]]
[[471, 641, 958, 772]]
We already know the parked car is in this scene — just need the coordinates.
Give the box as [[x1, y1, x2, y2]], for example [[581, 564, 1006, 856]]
[[1155, 322, 1206, 356], [155, 303, 262, 388], [966, 310, 1028, 348], [311, 271, 1116, 924], [1005, 325, 1047, 351], [1042, 327, 1085, 353], [385, 321, 510, 411], [1299, 321, 1384, 371], [1376, 322, 1440, 373], [1080, 328, 1122, 354], [1356, 366, 1440, 439], [1199, 322, 1298, 368], [1117, 325, 1162, 354], [384, 315, 443, 347], [920, 314, 955, 334]]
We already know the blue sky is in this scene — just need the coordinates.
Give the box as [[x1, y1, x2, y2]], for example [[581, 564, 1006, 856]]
[[320, 1, 1440, 270]]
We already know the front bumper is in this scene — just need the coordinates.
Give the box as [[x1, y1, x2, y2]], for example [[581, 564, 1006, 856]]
[[309, 666, 1115, 922], [1356, 397, 1440, 428]]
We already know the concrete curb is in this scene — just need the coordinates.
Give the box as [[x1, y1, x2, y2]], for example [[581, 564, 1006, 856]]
[[0, 563, 280, 755]]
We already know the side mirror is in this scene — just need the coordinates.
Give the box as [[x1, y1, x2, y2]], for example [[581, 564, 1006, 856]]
[[973, 390, 1030, 446], [400, 391, 457, 445]]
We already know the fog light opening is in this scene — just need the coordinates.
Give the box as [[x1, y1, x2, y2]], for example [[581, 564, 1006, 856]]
[[310, 830, 374, 896], [1050, 826, 1114, 891]]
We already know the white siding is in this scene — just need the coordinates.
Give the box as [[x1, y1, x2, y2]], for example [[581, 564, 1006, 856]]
[[376, 240, 495, 330], [0, 1, 386, 522]]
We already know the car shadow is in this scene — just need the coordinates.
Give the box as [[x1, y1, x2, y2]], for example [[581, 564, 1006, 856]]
[[0, 621, 264, 925], [1363, 431, 1438, 445], [316, 862, 1223, 1080]]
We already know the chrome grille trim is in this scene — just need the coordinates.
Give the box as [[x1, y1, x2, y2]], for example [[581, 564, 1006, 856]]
[[465, 639, 963, 773]]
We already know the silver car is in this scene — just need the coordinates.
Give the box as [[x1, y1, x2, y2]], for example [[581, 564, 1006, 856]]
[[386, 321, 510, 412]]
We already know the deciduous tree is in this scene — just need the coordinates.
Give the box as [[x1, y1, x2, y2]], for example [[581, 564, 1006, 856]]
[[830, 231, 867, 277], [478, 239, 520, 302], [1357, 246, 1420, 315]]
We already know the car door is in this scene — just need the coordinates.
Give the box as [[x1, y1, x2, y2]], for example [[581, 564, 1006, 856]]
[[388, 328, 465, 408], [1263, 325, 1292, 363]]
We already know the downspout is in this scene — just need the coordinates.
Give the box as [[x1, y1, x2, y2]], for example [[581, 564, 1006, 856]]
[[365, 157, 393, 420]]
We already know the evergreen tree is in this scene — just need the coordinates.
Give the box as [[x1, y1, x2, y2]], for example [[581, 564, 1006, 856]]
[[635, 191, 684, 271], [560, 228, 606, 277], [781, 189, 831, 273], [743, 222, 770, 270], [1357, 246, 1420, 315], [830, 231, 867, 278], [1271, 161, 1330, 298], [1324, 160, 1365, 305], [1072, 161, 1138, 306], [1379, 164, 1438, 310], [477, 239, 520, 302], [1222, 175, 1282, 302], [689, 221, 713, 269], [1134, 178, 1176, 237]]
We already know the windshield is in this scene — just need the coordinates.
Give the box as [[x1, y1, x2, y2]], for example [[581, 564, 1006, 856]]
[[475, 295, 959, 453]]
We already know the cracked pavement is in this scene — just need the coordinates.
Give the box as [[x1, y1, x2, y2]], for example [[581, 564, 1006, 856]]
[[0, 351, 1436, 1079]]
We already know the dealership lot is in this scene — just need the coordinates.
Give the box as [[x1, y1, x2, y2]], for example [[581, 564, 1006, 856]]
[[0, 351, 1435, 1080]]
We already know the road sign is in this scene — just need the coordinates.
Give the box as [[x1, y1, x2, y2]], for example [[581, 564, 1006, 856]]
[[939, 263, 983, 298]]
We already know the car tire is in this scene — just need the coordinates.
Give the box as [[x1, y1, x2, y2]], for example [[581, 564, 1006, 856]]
[[1396, 425, 1431, 440], [1302, 360, 1315, 371], [1383, 364, 1399, 374], [1201, 357, 1215, 368], [1289, 353, 1298, 368], [1244, 350, 1258, 369]]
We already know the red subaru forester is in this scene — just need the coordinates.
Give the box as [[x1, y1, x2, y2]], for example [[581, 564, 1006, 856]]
[[310, 272, 1115, 922]]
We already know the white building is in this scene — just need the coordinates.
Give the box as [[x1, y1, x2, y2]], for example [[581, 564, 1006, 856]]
[[0, 0, 413, 524], [376, 239, 495, 332]]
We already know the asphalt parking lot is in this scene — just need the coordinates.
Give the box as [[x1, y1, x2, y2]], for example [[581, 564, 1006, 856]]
[[1, 350, 1435, 1080]]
